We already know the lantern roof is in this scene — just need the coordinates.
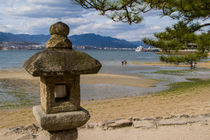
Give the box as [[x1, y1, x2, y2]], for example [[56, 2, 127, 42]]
[[24, 22, 101, 76]]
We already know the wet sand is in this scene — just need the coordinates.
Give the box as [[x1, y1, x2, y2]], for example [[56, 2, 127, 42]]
[[82, 73, 158, 88], [0, 69, 158, 88], [1, 75, 210, 127], [0, 69, 160, 104]]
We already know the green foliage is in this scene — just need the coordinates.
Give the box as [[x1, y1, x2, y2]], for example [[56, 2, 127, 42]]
[[143, 20, 209, 65], [73, 0, 145, 24], [159, 52, 208, 65], [196, 33, 210, 53], [145, 0, 210, 24], [143, 22, 197, 52], [73, 0, 210, 27]]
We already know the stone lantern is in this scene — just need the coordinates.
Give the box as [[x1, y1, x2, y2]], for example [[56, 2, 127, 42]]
[[24, 22, 101, 140]]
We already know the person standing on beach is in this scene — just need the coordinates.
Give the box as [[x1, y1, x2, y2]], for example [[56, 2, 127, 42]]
[[124, 60, 127, 65], [122, 60, 127, 66], [190, 61, 193, 69]]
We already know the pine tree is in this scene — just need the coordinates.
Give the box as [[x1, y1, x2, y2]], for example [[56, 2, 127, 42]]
[[142, 22, 209, 65]]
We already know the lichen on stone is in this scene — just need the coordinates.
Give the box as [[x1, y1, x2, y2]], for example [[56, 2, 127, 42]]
[[46, 34, 72, 48], [49, 21, 69, 36], [46, 22, 72, 49]]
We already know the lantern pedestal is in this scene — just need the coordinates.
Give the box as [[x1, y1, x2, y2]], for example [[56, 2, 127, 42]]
[[33, 106, 90, 139], [44, 129, 77, 140]]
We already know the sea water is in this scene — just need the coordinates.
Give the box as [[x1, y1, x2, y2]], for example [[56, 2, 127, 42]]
[[0, 49, 183, 74], [0, 49, 188, 77], [0, 49, 159, 71]]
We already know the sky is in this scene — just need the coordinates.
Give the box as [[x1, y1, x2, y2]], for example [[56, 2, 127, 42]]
[[0, 0, 177, 41]]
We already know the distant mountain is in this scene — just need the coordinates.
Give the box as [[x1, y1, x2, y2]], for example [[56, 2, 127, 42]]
[[0, 32, 145, 48], [0, 32, 50, 44], [70, 33, 137, 48]]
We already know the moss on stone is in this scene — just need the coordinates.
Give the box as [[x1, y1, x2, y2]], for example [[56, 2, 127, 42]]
[[49, 22, 69, 36]]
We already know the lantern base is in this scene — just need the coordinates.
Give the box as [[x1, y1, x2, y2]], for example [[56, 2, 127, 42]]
[[33, 105, 90, 131], [43, 129, 77, 140]]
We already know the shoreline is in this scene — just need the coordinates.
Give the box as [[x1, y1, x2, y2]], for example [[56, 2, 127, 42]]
[[0, 69, 161, 109], [0, 62, 210, 128], [1, 78, 210, 128]]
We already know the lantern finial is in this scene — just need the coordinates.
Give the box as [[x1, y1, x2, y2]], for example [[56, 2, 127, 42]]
[[46, 21, 72, 48]]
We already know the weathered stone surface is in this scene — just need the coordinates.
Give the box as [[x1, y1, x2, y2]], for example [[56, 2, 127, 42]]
[[10, 126, 25, 134], [40, 75, 80, 114], [24, 21, 101, 76], [107, 119, 132, 128], [158, 117, 205, 126], [33, 105, 90, 131], [133, 120, 156, 129], [82, 114, 210, 131], [9, 124, 39, 134], [24, 49, 102, 76], [49, 22, 69, 36], [85, 123, 96, 129], [44, 129, 77, 140], [46, 34, 72, 48], [24, 21, 101, 139], [46, 22, 72, 48], [96, 121, 106, 128], [25, 124, 40, 132]]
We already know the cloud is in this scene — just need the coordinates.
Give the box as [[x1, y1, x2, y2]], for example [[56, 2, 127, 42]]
[[115, 26, 156, 41], [1, 0, 85, 18], [150, 26, 161, 30], [0, 0, 175, 41], [0, 0, 93, 34], [0, 18, 55, 34]]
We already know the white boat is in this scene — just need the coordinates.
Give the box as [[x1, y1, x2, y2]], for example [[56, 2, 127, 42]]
[[135, 46, 143, 52]]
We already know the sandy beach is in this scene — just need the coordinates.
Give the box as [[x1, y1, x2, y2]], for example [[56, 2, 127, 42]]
[[0, 69, 158, 88], [1, 118, 210, 140], [82, 73, 158, 88], [0, 61, 210, 139], [78, 123, 210, 140]]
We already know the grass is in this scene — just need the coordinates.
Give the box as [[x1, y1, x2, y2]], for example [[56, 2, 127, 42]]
[[154, 69, 198, 75], [0, 91, 39, 109], [156, 78, 210, 96], [0, 78, 40, 109]]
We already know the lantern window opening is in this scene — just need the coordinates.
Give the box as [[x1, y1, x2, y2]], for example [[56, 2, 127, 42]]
[[54, 83, 70, 102]]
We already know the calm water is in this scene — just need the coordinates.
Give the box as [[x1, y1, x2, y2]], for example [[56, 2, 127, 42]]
[[0, 49, 159, 70]]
